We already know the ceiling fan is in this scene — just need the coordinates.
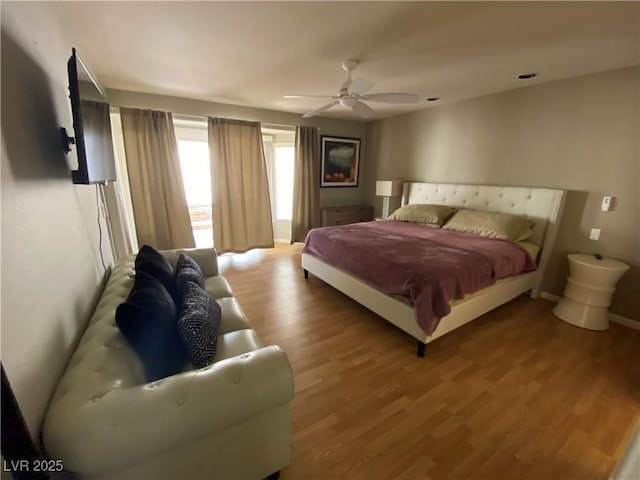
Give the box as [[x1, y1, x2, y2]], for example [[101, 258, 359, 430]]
[[284, 60, 419, 119]]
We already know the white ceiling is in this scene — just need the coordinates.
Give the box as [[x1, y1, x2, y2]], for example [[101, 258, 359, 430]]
[[57, 1, 640, 121]]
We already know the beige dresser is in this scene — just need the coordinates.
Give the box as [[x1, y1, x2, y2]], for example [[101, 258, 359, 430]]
[[321, 205, 373, 227]]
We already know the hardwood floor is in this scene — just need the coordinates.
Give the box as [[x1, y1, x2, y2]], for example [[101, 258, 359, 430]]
[[219, 244, 640, 480]]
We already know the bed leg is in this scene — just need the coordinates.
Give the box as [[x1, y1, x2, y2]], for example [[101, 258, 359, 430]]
[[304, 269, 309, 280], [417, 341, 426, 357]]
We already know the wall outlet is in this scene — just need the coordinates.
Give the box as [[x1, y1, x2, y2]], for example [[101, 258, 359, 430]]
[[601, 196, 612, 211], [589, 228, 601, 240]]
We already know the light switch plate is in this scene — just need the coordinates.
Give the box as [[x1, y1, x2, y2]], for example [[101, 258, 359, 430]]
[[601, 196, 612, 211], [590, 228, 601, 240]]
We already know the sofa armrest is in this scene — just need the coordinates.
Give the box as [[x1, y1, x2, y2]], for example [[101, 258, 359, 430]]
[[160, 247, 219, 277], [44, 346, 293, 476]]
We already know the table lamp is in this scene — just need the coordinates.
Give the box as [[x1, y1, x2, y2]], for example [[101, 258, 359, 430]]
[[376, 180, 403, 219]]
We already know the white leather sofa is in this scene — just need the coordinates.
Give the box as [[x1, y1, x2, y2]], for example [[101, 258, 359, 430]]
[[43, 248, 294, 480]]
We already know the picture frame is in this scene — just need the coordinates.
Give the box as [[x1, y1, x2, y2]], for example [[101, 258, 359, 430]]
[[320, 136, 360, 187]]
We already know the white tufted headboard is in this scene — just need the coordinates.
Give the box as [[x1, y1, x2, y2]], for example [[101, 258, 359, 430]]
[[401, 182, 566, 296]]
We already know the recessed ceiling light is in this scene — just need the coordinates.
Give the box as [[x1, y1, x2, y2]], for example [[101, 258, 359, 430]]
[[426, 97, 440, 102], [517, 73, 537, 80]]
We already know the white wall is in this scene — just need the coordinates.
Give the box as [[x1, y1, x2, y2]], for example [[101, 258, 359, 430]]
[[1, 2, 114, 438], [365, 67, 639, 321]]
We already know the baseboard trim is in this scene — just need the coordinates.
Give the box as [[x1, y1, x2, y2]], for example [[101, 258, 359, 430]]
[[609, 313, 640, 331], [610, 420, 640, 480], [540, 292, 562, 303], [540, 291, 639, 331]]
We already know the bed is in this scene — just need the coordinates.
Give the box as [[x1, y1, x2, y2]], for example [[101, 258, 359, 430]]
[[301, 182, 566, 356]]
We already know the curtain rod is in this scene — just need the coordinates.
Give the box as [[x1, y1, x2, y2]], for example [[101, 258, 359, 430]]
[[113, 110, 305, 132], [171, 113, 295, 131], [263, 122, 296, 131]]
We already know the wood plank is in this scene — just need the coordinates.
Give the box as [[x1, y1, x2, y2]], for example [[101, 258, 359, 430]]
[[219, 244, 640, 480]]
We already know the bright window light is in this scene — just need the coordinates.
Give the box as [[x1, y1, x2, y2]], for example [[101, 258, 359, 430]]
[[274, 145, 294, 220], [177, 140, 212, 248]]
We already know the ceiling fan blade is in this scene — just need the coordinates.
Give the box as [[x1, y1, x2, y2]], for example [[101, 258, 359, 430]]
[[348, 78, 375, 96], [352, 100, 375, 119], [303, 100, 340, 118], [359, 93, 419, 104], [284, 95, 335, 99]]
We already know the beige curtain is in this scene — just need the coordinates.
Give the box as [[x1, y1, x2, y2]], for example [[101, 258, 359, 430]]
[[290, 126, 320, 243], [120, 107, 195, 250], [208, 117, 274, 253]]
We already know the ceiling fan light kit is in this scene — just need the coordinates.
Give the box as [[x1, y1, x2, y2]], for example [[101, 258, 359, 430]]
[[339, 97, 357, 107], [285, 59, 419, 119], [342, 59, 359, 72]]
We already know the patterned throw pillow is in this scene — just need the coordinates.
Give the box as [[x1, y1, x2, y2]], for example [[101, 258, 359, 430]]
[[176, 253, 205, 298], [135, 245, 178, 301], [116, 271, 188, 382], [177, 281, 222, 368]]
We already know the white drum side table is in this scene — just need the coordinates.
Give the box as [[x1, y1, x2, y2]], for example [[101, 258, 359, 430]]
[[553, 254, 629, 330]]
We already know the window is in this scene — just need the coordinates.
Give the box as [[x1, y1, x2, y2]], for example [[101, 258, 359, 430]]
[[274, 145, 294, 220], [112, 114, 297, 250], [177, 140, 212, 248], [174, 119, 212, 248], [175, 120, 295, 246], [263, 128, 295, 243]]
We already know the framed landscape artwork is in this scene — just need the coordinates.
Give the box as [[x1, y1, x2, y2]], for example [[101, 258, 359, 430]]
[[320, 136, 360, 187]]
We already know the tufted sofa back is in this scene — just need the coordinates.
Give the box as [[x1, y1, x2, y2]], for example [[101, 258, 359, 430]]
[[51, 258, 143, 404], [42, 248, 294, 479], [45, 246, 225, 425]]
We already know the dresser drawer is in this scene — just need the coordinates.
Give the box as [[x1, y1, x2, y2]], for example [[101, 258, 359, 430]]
[[321, 205, 373, 226]]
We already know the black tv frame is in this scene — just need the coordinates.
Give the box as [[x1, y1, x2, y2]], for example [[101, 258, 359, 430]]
[[64, 47, 116, 185]]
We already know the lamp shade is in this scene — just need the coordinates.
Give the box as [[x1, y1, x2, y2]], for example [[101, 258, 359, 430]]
[[376, 180, 403, 197]]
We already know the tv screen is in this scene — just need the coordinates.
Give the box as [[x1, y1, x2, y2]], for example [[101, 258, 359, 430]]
[[68, 48, 116, 184]]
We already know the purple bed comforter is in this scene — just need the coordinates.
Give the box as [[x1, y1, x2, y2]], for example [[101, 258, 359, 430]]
[[302, 221, 537, 335]]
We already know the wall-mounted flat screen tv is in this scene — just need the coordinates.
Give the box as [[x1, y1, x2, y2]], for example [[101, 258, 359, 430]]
[[67, 48, 116, 184]]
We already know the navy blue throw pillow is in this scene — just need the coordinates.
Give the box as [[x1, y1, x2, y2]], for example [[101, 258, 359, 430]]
[[135, 245, 178, 302], [116, 271, 188, 381], [177, 281, 222, 368], [176, 253, 205, 300]]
